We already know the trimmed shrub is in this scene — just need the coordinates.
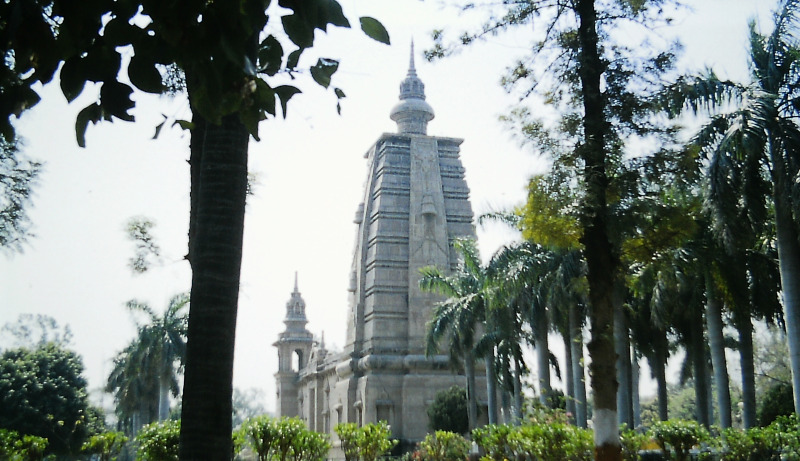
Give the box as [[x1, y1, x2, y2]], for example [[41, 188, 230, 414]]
[[418, 430, 471, 461], [334, 421, 396, 461], [135, 420, 180, 461], [237, 415, 330, 461], [427, 385, 469, 435], [648, 419, 709, 461]]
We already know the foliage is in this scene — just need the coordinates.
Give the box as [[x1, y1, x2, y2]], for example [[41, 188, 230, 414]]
[[334, 422, 396, 461], [758, 382, 795, 426], [106, 293, 188, 431], [427, 385, 469, 435], [126, 217, 161, 274], [0, 343, 102, 455], [232, 387, 268, 429], [135, 420, 180, 461], [0, 137, 40, 253], [0, 429, 48, 461], [0, 313, 73, 349], [82, 431, 129, 461], [715, 426, 782, 461], [648, 420, 710, 461], [237, 416, 329, 461], [472, 423, 592, 461], [417, 431, 471, 461], [620, 425, 649, 461]]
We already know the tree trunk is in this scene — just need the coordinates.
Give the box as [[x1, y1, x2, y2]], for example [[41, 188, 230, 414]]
[[689, 310, 711, 428], [512, 357, 523, 426], [534, 305, 551, 406], [652, 331, 669, 421], [736, 314, 757, 428], [631, 349, 641, 429], [570, 303, 588, 428], [614, 300, 633, 428], [771, 149, 800, 415], [705, 286, 732, 428], [565, 331, 577, 424], [158, 376, 171, 421], [465, 351, 478, 431], [486, 349, 498, 424], [179, 113, 249, 460], [575, 0, 620, 457]]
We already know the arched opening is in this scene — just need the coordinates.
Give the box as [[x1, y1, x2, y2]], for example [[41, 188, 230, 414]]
[[292, 349, 304, 372]]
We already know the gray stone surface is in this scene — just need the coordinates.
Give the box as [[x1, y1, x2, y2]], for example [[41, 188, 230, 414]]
[[274, 48, 487, 450]]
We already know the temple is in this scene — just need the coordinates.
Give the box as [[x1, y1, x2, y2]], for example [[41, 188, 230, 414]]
[[274, 46, 486, 449]]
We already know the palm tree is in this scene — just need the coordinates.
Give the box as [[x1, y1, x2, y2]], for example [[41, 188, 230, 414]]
[[663, 0, 800, 413], [420, 238, 487, 431], [107, 293, 188, 433]]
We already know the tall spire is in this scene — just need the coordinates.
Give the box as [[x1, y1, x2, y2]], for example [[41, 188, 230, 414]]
[[390, 40, 435, 134], [293, 271, 298, 293], [408, 40, 417, 76]]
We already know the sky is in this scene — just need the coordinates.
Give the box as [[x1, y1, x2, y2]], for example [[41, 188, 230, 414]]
[[0, 0, 779, 414]]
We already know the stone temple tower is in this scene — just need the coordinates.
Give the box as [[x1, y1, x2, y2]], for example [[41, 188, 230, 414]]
[[275, 46, 486, 447], [274, 273, 314, 417]]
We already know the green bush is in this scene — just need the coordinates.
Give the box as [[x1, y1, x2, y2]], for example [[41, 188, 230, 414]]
[[135, 420, 180, 461], [82, 431, 129, 461], [418, 430, 471, 461], [758, 382, 795, 427], [620, 425, 649, 461], [767, 414, 800, 460], [648, 419, 709, 461], [472, 423, 591, 461], [334, 422, 397, 461], [427, 385, 469, 435], [471, 424, 515, 461], [716, 426, 781, 461], [0, 429, 48, 461], [237, 415, 329, 461]]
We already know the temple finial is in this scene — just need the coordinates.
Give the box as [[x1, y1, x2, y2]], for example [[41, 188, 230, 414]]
[[294, 271, 298, 292], [390, 40, 435, 134], [408, 40, 417, 76]]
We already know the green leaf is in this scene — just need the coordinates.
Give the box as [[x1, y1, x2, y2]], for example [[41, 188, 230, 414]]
[[274, 85, 302, 118], [359, 17, 390, 45], [287, 49, 304, 70], [60, 58, 87, 102], [258, 35, 284, 76], [334, 87, 346, 99], [75, 104, 103, 148], [128, 55, 164, 94], [310, 58, 339, 89], [323, 0, 351, 29], [172, 120, 194, 131], [254, 80, 277, 117], [100, 82, 135, 122], [282, 14, 314, 48]]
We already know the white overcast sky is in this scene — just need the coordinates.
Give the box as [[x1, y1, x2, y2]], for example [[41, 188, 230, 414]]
[[0, 0, 778, 413]]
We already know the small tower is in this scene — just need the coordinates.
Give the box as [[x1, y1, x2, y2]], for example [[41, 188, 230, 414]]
[[274, 273, 313, 417]]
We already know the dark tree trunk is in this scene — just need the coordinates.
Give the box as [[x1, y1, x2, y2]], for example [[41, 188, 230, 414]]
[[179, 113, 249, 460], [570, 303, 588, 428], [564, 331, 577, 424], [631, 348, 641, 429], [574, 0, 620, 458], [486, 350, 498, 424], [614, 298, 633, 428], [689, 309, 711, 428], [652, 331, 669, 421], [705, 285, 732, 428], [736, 313, 757, 428], [771, 148, 800, 414], [534, 304, 551, 406]]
